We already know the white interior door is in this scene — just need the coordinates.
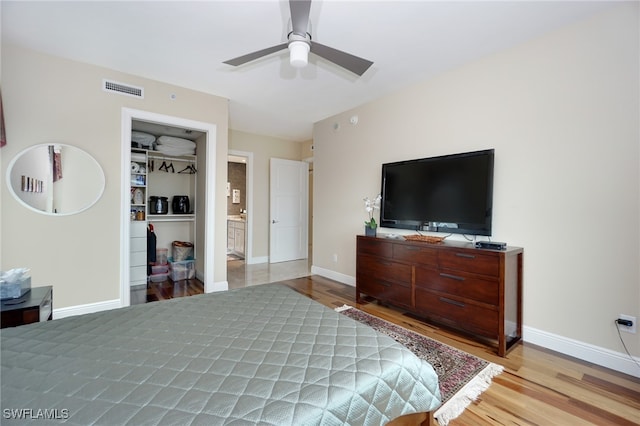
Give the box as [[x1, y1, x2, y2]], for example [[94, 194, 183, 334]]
[[270, 158, 308, 263]]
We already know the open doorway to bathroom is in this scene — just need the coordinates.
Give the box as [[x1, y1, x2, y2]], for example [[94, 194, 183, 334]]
[[227, 154, 248, 262]]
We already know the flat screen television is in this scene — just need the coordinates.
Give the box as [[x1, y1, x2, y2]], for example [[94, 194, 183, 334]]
[[380, 149, 494, 236]]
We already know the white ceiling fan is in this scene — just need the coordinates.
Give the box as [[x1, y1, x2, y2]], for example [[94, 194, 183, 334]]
[[223, 0, 373, 76]]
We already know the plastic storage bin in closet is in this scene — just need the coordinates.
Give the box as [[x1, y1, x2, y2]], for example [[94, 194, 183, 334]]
[[168, 257, 195, 281], [151, 264, 169, 275], [149, 272, 169, 283], [156, 248, 168, 265]]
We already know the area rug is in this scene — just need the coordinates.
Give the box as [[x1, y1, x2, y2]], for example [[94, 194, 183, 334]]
[[336, 305, 503, 426]]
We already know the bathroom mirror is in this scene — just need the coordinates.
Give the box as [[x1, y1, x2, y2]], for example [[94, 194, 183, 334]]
[[6, 143, 105, 216]]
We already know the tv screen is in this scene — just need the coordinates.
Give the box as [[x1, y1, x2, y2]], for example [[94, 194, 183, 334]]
[[380, 149, 494, 236]]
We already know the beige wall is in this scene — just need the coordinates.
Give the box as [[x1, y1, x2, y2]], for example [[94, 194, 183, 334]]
[[228, 130, 306, 261], [1, 44, 229, 308], [313, 4, 639, 357], [300, 140, 314, 161]]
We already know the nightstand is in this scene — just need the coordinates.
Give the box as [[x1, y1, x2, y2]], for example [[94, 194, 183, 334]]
[[0, 286, 53, 328]]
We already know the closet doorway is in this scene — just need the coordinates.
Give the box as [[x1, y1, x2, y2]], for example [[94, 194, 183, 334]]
[[120, 108, 217, 307]]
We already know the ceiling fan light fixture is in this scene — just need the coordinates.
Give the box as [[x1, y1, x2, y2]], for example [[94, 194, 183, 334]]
[[289, 40, 310, 68], [223, 0, 373, 76]]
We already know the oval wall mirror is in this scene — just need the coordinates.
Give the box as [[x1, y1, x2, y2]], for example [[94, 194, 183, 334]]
[[6, 143, 105, 216]]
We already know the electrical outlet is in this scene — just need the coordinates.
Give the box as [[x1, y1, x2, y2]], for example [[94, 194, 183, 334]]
[[332, 254, 338, 263], [617, 314, 636, 334]]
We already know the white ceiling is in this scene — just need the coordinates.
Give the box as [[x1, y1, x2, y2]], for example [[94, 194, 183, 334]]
[[2, 1, 617, 141]]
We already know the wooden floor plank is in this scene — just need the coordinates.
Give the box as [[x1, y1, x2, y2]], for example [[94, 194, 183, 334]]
[[580, 373, 640, 406]]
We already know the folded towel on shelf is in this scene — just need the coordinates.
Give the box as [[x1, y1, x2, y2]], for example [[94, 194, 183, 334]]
[[156, 135, 196, 155], [155, 146, 195, 156], [131, 152, 147, 162], [157, 135, 196, 148], [131, 131, 156, 147]]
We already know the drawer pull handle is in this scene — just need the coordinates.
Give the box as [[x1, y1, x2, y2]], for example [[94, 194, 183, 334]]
[[405, 247, 420, 251], [440, 273, 465, 281], [455, 253, 475, 259], [377, 281, 391, 287], [440, 297, 465, 308], [379, 261, 393, 266]]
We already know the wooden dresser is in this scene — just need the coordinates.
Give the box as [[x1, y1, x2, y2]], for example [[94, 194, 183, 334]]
[[356, 235, 523, 356]]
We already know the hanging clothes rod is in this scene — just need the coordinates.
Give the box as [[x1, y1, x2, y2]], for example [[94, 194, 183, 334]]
[[147, 153, 196, 164]]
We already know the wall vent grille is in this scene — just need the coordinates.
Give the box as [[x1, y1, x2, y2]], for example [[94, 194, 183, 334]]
[[102, 79, 144, 98]]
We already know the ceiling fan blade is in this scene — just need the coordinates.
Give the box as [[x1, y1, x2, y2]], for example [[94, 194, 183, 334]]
[[289, 0, 312, 36], [310, 42, 373, 76], [223, 43, 288, 66]]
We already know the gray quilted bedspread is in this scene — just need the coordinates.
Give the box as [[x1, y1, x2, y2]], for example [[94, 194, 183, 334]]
[[1, 284, 440, 425]]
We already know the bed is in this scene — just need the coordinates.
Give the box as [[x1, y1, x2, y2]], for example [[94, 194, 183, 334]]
[[1, 284, 441, 425]]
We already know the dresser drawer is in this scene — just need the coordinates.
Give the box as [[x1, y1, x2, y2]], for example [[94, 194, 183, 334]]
[[357, 238, 393, 258], [357, 254, 411, 285], [438, 250, 499, 277], [357, 275, 411, 308], [393, 244, 438, 266], [130, 265, 148, 282], [131, 237, 147, 253], [130, 250, 147, 267], [131, 221, 147, 237], [415, 267, 499, 305], [415, 288, 498, 338]]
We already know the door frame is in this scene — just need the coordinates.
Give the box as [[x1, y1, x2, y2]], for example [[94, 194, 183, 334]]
[[228, 150, 254, 263], [120, 108, 217, 307]]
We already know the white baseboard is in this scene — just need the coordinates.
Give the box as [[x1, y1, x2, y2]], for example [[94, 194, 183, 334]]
[[524, 326, 640, 378], [313, 266, 639, 378], [53, 299, 122, 319], [206, 280, 229, 293], [247, 256, 268, 265], [311, 266, 355, 286], [196, 270, 229, 293]]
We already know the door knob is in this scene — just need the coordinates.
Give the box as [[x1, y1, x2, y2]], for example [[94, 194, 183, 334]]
[[272, 219, 279, 224]]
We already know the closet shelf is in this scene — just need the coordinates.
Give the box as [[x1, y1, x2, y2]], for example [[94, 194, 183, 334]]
[[148, 214, 195, 223], [147, 152, 196, 163]]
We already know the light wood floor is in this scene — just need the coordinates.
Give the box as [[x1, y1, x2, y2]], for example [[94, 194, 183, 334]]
[[133, 274, 640, 425]]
